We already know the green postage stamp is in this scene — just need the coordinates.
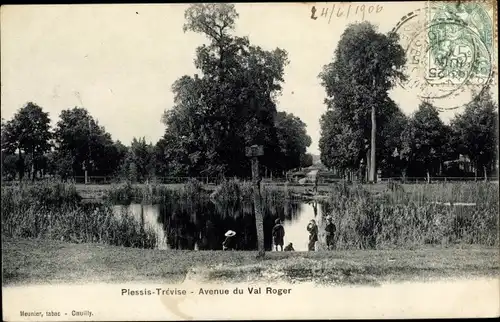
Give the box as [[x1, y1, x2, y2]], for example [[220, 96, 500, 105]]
[[427, 2, 494, 87]]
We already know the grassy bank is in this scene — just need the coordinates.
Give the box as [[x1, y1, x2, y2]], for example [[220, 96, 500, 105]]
[[3, 238, 498, 286]]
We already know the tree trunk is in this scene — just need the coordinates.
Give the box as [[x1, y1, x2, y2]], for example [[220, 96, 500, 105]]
[[31, 149, 35, 182], [369, 104, 376, 183], [17, 146, 24, 182], [483, 165, 487, 182], [251, 157, 265, 258], [426, 169, 430, 184]]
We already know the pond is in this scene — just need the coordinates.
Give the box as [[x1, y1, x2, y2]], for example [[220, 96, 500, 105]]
[[112, 200, 326, 251]]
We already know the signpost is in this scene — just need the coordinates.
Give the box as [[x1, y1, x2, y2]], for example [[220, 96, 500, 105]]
[[246, 144, 265, 258]]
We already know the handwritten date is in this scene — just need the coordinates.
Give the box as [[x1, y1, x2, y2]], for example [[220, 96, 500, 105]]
[[311, 3, 383, 23]]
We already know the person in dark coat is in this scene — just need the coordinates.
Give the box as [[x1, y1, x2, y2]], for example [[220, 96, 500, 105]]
[[272, 218, 285, 251], [325, 216, 337, 250], [222, 230, 237, 250], [284, 242, 295, 251], [307, 219, 318, 251]]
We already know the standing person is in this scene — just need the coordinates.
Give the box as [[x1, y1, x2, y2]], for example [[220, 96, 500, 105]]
[[272, 218, 285, 251], [307, 219, 318, 251], [222, 230, 237, 251], [325, 216, 337, 250], [313, 171, 319, 193]]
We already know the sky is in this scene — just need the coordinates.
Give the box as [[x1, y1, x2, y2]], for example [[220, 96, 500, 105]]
[[1, 2, 497, 155]]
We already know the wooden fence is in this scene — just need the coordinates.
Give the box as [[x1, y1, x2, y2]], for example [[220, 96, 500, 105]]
[[2, 175, 498, 186]]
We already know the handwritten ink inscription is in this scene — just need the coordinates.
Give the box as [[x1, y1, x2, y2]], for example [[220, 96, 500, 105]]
[[311, 3, 383, 23]]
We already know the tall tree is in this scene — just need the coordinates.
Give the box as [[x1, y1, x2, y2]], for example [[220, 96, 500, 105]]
[[401, 102, 447, 182], [451, 89, 498, 180], [2, 102, 52, 181], [121, 138, 156, 183], [319, 108, 363, 175], [319, 22, 406, 182], [112, 140, 129, 177], [160, 3, 290, 179], [1, 118, 7, 152], [275, 111, 312, 174], [159, 75, 212, 177], [54, 107, 120, 179], [377, 100, 409, 177], [300, 153, 314, 168], [1, 118, 18, 180]]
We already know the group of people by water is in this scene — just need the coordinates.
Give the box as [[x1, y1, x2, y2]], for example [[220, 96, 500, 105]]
[[288, 216, 336, 251], [222, 215, 337, 251], [304, 216, 336, 251]]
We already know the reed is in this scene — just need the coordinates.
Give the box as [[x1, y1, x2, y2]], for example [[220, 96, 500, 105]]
[[320, 182, 499, 249], [1, 182, 158, 249], [210, 179, 252, 201], [105, 179, 207, 204], [379, 181, 498, 205], [209, 179, 299, 219]]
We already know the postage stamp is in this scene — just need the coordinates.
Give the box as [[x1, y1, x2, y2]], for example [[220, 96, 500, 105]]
[[391, 1, 495, 110]]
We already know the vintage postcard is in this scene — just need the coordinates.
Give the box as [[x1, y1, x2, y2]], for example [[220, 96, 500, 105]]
[[1, 1, 499, 320]]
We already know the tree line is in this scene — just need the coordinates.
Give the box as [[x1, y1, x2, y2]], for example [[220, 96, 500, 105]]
[[318, 22, 498, 181], [0, 101, 313, 182], [1, 6, 315, 183]]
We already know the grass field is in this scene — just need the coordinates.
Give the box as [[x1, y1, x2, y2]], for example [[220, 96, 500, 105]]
[[3, 237, 498, 287]]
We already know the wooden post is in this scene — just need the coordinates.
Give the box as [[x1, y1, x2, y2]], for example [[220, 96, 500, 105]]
[[246, 145, 265, 258], [369, 75, 377, 183]]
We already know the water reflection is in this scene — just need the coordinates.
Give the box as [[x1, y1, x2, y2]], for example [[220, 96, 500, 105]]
[[113, 199, 324, 251]]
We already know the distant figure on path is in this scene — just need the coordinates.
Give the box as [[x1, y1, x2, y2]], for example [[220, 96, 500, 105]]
[[325, 216, 337, 250], [284, 242, 295, 251], [222, 230, 237, 250], [272, 218, 285, 251], [307, 219, 318, 251]]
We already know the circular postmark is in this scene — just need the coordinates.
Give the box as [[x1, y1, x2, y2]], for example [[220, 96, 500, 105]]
[[391, 3, 494, 111]]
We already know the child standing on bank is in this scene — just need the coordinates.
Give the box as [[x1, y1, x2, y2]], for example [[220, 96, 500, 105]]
[[272, 218, 285, 251], [325, 216, 337, 250], [307, 219, 318, 251]]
